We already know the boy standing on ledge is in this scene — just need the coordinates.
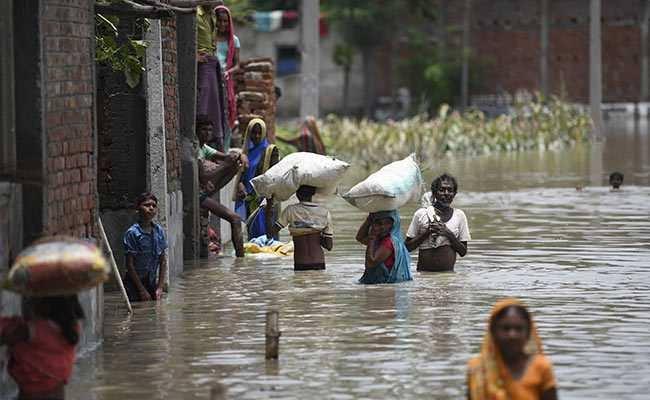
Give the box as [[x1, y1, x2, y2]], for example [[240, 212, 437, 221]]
[[123, 192, 167, 301]]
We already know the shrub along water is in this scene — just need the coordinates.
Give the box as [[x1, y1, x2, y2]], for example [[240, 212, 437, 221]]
[[314, 96, 591, 169]]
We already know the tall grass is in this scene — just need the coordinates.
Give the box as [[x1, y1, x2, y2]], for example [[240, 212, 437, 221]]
[[317, 95, 591, 168]]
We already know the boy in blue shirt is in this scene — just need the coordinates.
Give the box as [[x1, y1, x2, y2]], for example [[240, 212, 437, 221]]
[[123, 192, 167, 301]]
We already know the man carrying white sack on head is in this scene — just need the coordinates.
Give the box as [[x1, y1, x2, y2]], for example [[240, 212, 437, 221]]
[[405, 173, 470, 272], [266, 185, 333, 271], [254, 152, 350, 270]]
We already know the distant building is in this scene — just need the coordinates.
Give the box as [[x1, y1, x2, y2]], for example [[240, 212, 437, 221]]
[[238, 16, 367, 117], [444, 0, 648, 104]]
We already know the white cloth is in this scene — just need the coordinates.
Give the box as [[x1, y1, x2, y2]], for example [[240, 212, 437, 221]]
[[420, 191, 433, 207], [406, 206, 471, 249], [276, 201, 333, 238]]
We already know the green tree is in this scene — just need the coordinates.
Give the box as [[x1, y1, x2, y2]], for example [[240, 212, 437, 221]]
[[332, 43, 354, 114], [323, 0, 435, 117]]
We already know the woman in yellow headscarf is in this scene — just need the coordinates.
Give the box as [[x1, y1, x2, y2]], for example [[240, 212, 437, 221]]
[[235, 118, 279, 240], [467, 299, 558, 400]]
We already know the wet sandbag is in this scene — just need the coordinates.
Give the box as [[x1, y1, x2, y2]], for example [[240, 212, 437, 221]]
[[4, 238, 110, 296], [251, 152, 350, 201], [342, 153, 422, 212]]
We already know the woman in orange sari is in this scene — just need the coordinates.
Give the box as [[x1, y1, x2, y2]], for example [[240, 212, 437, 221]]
[[467, 299, 558, 400]]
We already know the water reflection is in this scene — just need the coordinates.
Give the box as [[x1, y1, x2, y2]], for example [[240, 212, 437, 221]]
[[68, 122, 649, 399]]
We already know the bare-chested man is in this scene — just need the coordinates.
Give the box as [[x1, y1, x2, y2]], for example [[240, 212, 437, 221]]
[[267, 185, 333, 270], [405, 173, 470, 272]]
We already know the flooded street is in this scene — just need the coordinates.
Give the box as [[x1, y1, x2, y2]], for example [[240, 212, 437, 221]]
[[69, 122, 650, 399]]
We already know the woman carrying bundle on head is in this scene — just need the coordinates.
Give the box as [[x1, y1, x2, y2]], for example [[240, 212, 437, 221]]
[[0, 296, 85, 400], [235, 118, 280, 240], [467, 299, 558, 400], [355, 210, 412, 284], [1, 236, 108, 400]]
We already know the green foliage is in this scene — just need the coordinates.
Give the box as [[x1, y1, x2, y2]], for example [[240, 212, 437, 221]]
[[323, 1, 434, 50], [333, 43, 354, 69], [95, 12, 149, 88], [312, 95, 592, 169], [227, 0, 255, 22], [249, 0, 297, 11], [396, 28, 483, 113]]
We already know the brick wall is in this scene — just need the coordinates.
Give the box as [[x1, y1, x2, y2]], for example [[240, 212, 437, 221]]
[[162, 17, 181, 191], [42, 0, 96, 237], [446, 0, 645, 103]]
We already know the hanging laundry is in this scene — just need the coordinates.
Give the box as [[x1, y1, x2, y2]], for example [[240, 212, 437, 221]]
[[253, 10, 283, 32], [281, 10, 299, 29]]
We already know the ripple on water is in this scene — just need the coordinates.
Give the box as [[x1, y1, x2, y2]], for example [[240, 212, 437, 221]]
[[67, 181, 650, 399]]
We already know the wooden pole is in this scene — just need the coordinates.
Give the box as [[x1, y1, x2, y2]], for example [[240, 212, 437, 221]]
[[265, 310, 280, 359], [300, 0, 320, 119], [540, 0, 549, 98], [640, 1, 650, 106], [98, 217, 133, 314], [589, 0, 604, 137], [460, 0, 472, 111]]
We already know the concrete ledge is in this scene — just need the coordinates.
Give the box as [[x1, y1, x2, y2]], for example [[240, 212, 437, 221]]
[[166, 190, 183, 278]]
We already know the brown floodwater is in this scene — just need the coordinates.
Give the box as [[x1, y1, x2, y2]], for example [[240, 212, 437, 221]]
[[68, 121, 649, 399]]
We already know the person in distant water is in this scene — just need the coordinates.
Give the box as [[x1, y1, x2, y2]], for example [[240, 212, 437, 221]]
[[277, 116, 326, 155], [356, 210, 413, 284], [123, 192, 167, 301], [235, 118, 280, 240], [467, 299, 558, 400], [406, 173, 470, 272], [609, 171, 624, 191], [196, 2, 230, 150], [1, 295, 84, 400], [214, 4, 240, 132], [195, 115, 247, 257], [267, 185, 333, 270]]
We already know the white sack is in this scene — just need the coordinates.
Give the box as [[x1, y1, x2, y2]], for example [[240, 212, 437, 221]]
[[342, 153, 422, 212], [251, 152, 350, 201]]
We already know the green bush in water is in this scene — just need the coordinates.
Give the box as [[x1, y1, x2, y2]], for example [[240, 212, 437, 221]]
[[315, 95, 591, 168]]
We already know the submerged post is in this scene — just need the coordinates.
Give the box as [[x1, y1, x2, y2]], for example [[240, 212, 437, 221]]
[[210, 383, 227, 400], [265, 310, 280, 359]]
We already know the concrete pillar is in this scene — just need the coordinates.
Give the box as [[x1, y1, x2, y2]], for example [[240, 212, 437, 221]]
[[460, 0, 472, 111], [13, 0, 44, 245], [540, 0, 549, 98], [0, 0, 15, 169], [177, 13, 200, 260], [640, 1, 650, 104], [300, 0, 319, 119], [144, 20, 170, 270], [0, 5, 21, 396], [0, 183, 22, 399], [589, 0, 604, 137]]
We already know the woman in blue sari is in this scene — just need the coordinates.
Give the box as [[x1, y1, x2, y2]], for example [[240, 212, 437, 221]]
[[355, 210, 413, 284], [235, 118, 280, 240]]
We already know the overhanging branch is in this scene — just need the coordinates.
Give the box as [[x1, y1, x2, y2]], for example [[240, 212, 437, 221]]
[[95, 0, 196, 19]]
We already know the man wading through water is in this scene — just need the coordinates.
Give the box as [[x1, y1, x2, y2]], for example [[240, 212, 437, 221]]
[[405, 173, 470, 271], [267, 185, 333, 270]]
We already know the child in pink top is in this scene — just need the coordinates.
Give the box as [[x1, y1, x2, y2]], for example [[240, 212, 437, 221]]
[[0, 295, 84, 400]]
